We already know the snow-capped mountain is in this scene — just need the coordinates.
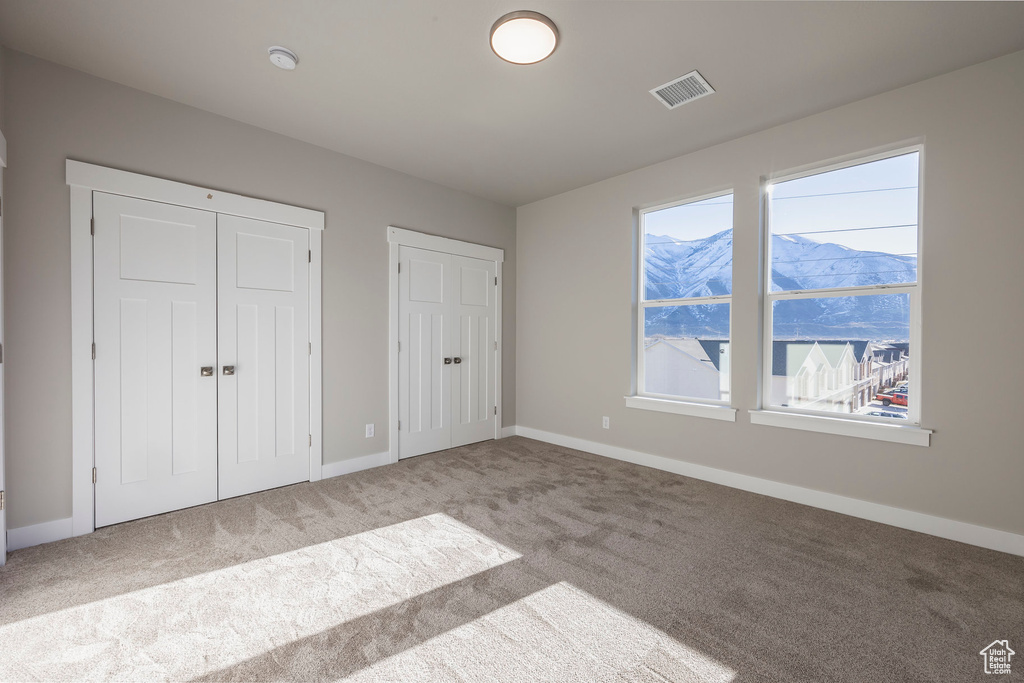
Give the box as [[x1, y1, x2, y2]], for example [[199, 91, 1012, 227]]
[[644, 230, 915, 340]]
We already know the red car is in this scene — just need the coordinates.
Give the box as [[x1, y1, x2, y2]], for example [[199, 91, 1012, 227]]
[[875, 389, 908, 407]]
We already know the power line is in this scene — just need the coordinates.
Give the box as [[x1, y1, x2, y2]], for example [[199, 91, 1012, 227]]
[[647, 199, 734, 213], [772, 186, 917, 201], [644, 253, 917, 269], [772, 252, 917, 265], [771, 269, 916, 279], [645, 234, 730, 245], [777, 223, 916, 237]]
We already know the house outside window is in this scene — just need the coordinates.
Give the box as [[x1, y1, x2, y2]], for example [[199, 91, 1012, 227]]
[[763, 148, 922, 425], [637, 192, 733, 404]]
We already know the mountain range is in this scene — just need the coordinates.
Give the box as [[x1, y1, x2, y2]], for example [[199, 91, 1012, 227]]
[[645, 230, 915, 340]]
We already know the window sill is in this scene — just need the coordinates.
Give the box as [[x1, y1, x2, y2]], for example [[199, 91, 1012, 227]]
[[625, 396, 737, 422], [748, 410, 931, 447]]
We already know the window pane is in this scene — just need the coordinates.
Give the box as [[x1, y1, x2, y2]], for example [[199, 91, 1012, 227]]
[[769, 294, 910, 418], [770, 152, 918, 291], [644, 194, 733, 300], [643, 304, 730, 401]]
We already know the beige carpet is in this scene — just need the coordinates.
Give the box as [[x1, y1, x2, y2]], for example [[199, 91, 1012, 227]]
[[0, 436, 1021, 682]]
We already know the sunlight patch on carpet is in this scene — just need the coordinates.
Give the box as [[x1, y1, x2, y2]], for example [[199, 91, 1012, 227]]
[[350, 581, 737, 682], [0, 513, 520, 681]]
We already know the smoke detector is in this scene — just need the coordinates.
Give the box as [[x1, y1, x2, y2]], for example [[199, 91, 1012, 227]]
[[268, 46, 299, 70], [650, 70, 714, 109]]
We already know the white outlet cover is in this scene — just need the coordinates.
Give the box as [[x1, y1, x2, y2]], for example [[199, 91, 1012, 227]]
[[365, 423, 374, 438], [602, 417, 610, 429]]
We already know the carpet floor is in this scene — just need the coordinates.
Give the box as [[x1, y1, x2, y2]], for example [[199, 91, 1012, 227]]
[[0, 436, 1021, 682]]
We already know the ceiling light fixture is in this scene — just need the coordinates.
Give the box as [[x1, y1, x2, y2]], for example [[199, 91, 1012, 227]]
[[268, 46, 299, 70], [490, 11, 559, 65]]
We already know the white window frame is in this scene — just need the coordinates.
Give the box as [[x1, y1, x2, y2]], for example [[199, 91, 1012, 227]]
[[627, 189, 737, 422], [753, 144, 931, 446]]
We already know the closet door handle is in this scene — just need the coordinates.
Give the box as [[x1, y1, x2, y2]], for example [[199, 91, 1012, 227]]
[[222, 365, 235, 376], [453, 357, 462, 364], [443, 358, 452, 365], [201, 366, 214, 377]]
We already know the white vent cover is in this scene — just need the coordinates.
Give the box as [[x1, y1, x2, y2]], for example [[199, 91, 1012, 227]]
[[650, 70, 714, 109]]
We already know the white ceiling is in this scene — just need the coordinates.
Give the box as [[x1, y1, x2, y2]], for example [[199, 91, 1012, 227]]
[[1, 1, 1023, 207]]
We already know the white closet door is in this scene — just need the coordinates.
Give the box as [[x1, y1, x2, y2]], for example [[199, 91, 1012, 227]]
[[94, 193, 218, 527], [218, 215, 310, 499], [398, 246, 453, 459], [451, 255, 497, 448]]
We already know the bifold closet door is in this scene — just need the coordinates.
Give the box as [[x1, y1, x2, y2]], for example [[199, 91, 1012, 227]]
[[217, 215, 310, 499], [94, 193, 218, 527], [398, 246, 496, 459]]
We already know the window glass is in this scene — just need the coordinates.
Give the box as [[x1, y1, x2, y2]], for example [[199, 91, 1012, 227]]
[[644, 304, 730, 401], [770, 153, 918, 291], [640, 193, 733, 403], [644, 194, 733, 299], [769, 294, 910, 416], [766, 151, 919, 422]]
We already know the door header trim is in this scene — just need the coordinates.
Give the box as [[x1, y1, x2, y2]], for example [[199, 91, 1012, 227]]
[[67, 160, 325, 231], [388, 226, 504, 263]]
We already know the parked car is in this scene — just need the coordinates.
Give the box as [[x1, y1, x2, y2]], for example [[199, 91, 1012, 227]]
[[894, 380, 909, 392], [864, 410, 908, 419], [875, 389, 908, 407]]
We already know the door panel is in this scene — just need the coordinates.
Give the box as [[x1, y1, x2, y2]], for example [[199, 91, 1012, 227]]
[[235, 304, 260, 464], [170, 302, 200, 475], [94, 193, 218, 527], [452, 256, 497, 447], [398, 247, 452, 458], [218, 215, 309, 499]]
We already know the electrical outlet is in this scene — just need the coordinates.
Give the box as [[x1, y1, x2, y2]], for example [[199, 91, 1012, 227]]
[[365, 423, 374, 438], [602, 416, 610, 429]]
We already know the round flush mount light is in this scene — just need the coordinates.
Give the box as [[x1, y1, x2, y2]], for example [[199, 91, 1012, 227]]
[[268, 46, 299, 70], [490, 11, 559, 65]]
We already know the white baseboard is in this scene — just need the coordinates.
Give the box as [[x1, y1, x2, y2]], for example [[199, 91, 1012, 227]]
[[500, 426, 518, 438], [322, 451, 392, 479], [7, 516, 74, 552], [514, 426, 1024, 557], [7, 455, 393, 553]]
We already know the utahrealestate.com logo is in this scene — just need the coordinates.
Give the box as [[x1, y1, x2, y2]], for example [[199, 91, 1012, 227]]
[[980, 640, 1014, 675]]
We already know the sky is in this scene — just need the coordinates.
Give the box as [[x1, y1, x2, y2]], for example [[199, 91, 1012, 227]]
[[643, 151, 920, 257], [644, 194, 732, 243]]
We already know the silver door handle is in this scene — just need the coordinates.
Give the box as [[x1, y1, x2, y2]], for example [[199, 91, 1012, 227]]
[[453, 357, 462, 364], [444, 358, 452, 365], [201, 366, 214, 377], [222, 365, 235, 376]]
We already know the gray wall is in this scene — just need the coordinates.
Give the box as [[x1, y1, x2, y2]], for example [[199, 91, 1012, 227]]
[[0, 46, 5, 130], [2, 50, 516, 529], [517, 51, 1024, 535]]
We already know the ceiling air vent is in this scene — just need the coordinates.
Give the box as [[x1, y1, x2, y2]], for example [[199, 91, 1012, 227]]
[[650, 70, 714, 110]]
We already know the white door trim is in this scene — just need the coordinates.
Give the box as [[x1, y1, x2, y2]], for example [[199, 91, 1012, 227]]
[[68, 160, 324, 537], [387, 227, 504, 465], [0, 132, 7, 565]]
